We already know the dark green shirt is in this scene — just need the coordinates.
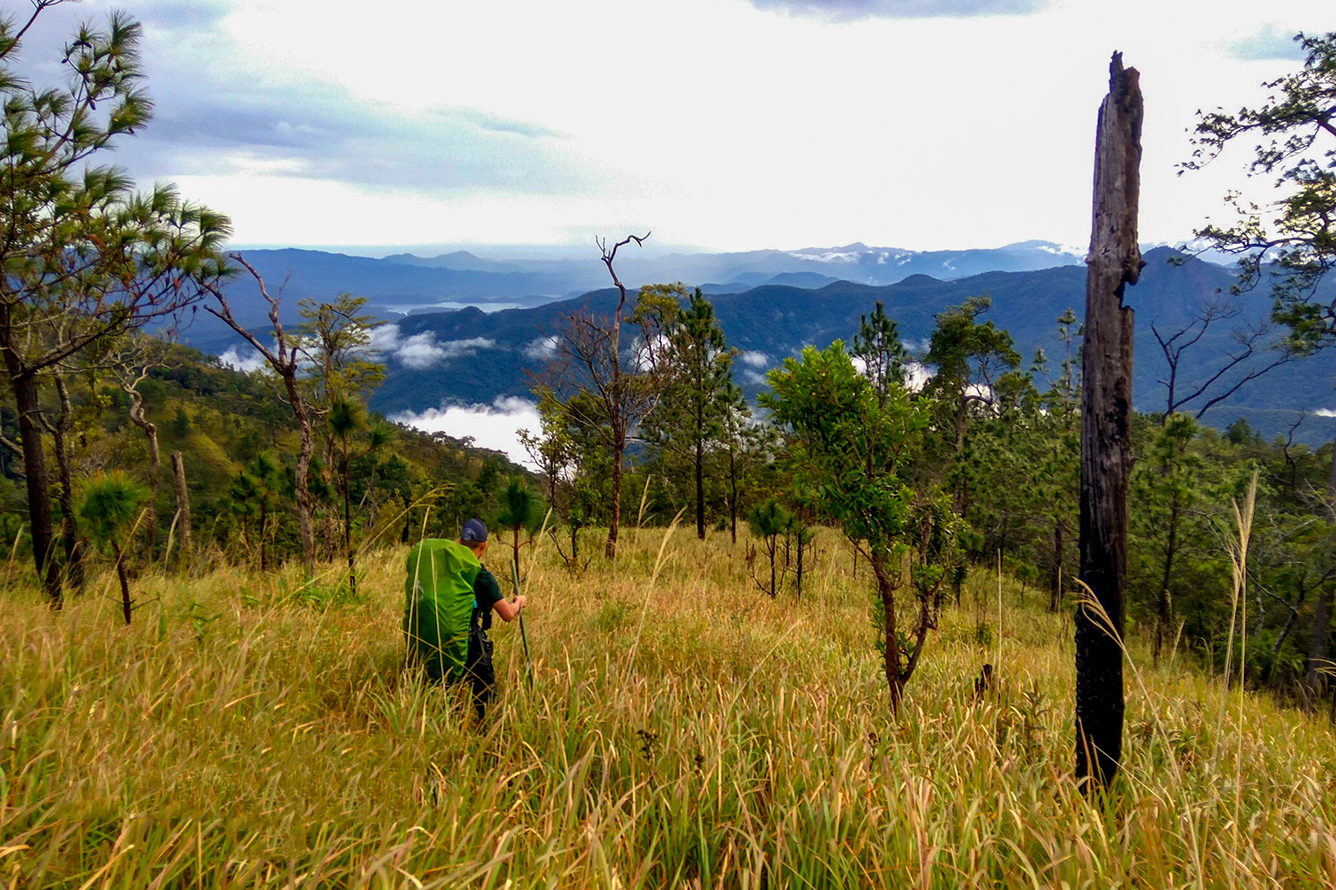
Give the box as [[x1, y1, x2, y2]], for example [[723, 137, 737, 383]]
[[473, 565, 504, 630]]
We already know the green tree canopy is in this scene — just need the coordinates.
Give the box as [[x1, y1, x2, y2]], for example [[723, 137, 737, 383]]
[[0, 6, 229, 603]]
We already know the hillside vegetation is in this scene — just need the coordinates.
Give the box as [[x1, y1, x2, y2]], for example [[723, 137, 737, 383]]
[[368, 249, 1336, 444], [5, 530, 1335, 888]]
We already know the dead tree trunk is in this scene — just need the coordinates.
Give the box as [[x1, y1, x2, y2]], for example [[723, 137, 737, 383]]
[[607, 442, 624, 559], [1076, 52, 1143, 792], [122, 371, 160, 560], [206, 255, 318, 574], [170, 450, 192, 570]]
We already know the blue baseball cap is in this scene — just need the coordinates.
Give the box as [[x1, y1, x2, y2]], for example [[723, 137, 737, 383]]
[[460, 518, 488, 543]]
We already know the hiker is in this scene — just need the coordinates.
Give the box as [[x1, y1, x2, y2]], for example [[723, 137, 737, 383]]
[[403, 519, 526, 717]]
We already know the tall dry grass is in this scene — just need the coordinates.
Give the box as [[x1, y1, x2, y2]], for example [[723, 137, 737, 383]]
[[3, 526, 1334, 888]]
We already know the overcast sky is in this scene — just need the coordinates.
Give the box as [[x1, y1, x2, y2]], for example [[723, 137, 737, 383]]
[[15, 0, 1335, 254]]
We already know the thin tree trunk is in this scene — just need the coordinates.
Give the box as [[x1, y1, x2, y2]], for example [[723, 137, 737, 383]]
[[795, 532, 804, 600], [342, 434, 355, 598], [606, 442, 623, 559], [870, 549, 904, 714], [206, 259, 317, 575], [111, 540, 132, 626], [1307, 434, 1336, 708], [1306, 585, 1333, 709], [260, 499, 271, 569], [1076, 53, 1142, 792], [1153, 495, 1180, 667], [124, 380, 160, 558], [48, 376, 85, 593], [7, 369, 61, 603], [695, 433, 705, 540], [170, 451, 192, 570], [769, 539, 777, 597], [1049, 521, 1064, 612], [288, 376, 317, 574], [1260, 583, 1304, 689]]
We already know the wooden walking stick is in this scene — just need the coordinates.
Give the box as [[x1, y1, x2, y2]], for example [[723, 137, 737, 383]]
[[511, 558, 534, 689]]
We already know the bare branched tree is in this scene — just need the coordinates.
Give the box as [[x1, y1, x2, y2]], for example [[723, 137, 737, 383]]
[[205, 255, 318, 574], [1152, 292, 1299, 421], [541, 232, 673, 559]]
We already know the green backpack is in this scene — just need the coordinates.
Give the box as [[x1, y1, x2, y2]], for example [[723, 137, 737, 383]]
[[404, 539, 481, 682]]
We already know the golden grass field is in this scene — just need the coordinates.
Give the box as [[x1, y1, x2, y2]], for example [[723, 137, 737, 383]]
[[3, 526, 1335, 888]]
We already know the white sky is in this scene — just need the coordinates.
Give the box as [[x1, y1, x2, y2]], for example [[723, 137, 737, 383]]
[[20, 0, 1336, 253]]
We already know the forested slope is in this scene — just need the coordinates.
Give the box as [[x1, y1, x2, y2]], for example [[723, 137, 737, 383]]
[[369, 249, 1336, 443]]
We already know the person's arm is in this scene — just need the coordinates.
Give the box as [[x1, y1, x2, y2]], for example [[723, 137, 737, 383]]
[[475, 566, 524, 622], [493, 594, 526, 623]]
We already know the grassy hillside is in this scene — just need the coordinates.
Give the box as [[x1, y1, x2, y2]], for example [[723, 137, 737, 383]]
[[5, 529, 1335, 888]]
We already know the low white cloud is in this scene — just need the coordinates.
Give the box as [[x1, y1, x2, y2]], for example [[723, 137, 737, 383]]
[[392, 397, 541, 467], [369, 324, 402, 352], [740, 350, 770, 369], [851, 356, 931, 392], [372, 324, 497, 370], [787, 250, 863, 264], [906, 361, 932, 391], [523, 335, 559, 359], [218, 346, 267, 373], [396, 333, 452, 370], [1314, 408, 1336, 418], [742, 369, 769, 385]]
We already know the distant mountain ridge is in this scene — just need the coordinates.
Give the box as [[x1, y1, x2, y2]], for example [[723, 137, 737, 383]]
[[358, 248, 1336, 446], [180, 240, 1090, 356], [175, 240, 1332, 443]]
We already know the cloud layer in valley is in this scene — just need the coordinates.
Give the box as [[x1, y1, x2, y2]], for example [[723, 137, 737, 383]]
[[392, 397, 541, 468], [371, 326, 497, 371]]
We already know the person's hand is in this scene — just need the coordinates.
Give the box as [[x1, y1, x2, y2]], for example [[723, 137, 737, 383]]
[[514, 594, 527, 611]]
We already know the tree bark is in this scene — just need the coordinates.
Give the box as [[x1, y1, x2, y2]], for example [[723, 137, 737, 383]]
[[1049, 521, 1064, 612], [48, 375, 85, 594], [287, 375, 317, 573], [695, 434, 706, 541], [111, 540, 132, 626], [206, 257, 317, 574], [606, 443, 623, 559], [1076, 53, 1143, 792], [870, 548, 904, 714], [170, 451, 192, 570], [123, 378, 160, 559], [728, 441, 738, 545], [1153, 494, 1180, 667], [1305, 584, 1332, 709], [336, 430, 356, 596], [7, 369, 61, 604]]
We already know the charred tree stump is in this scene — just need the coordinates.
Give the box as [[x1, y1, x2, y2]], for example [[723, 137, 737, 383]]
[[1076, 53, 1143, 792]]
